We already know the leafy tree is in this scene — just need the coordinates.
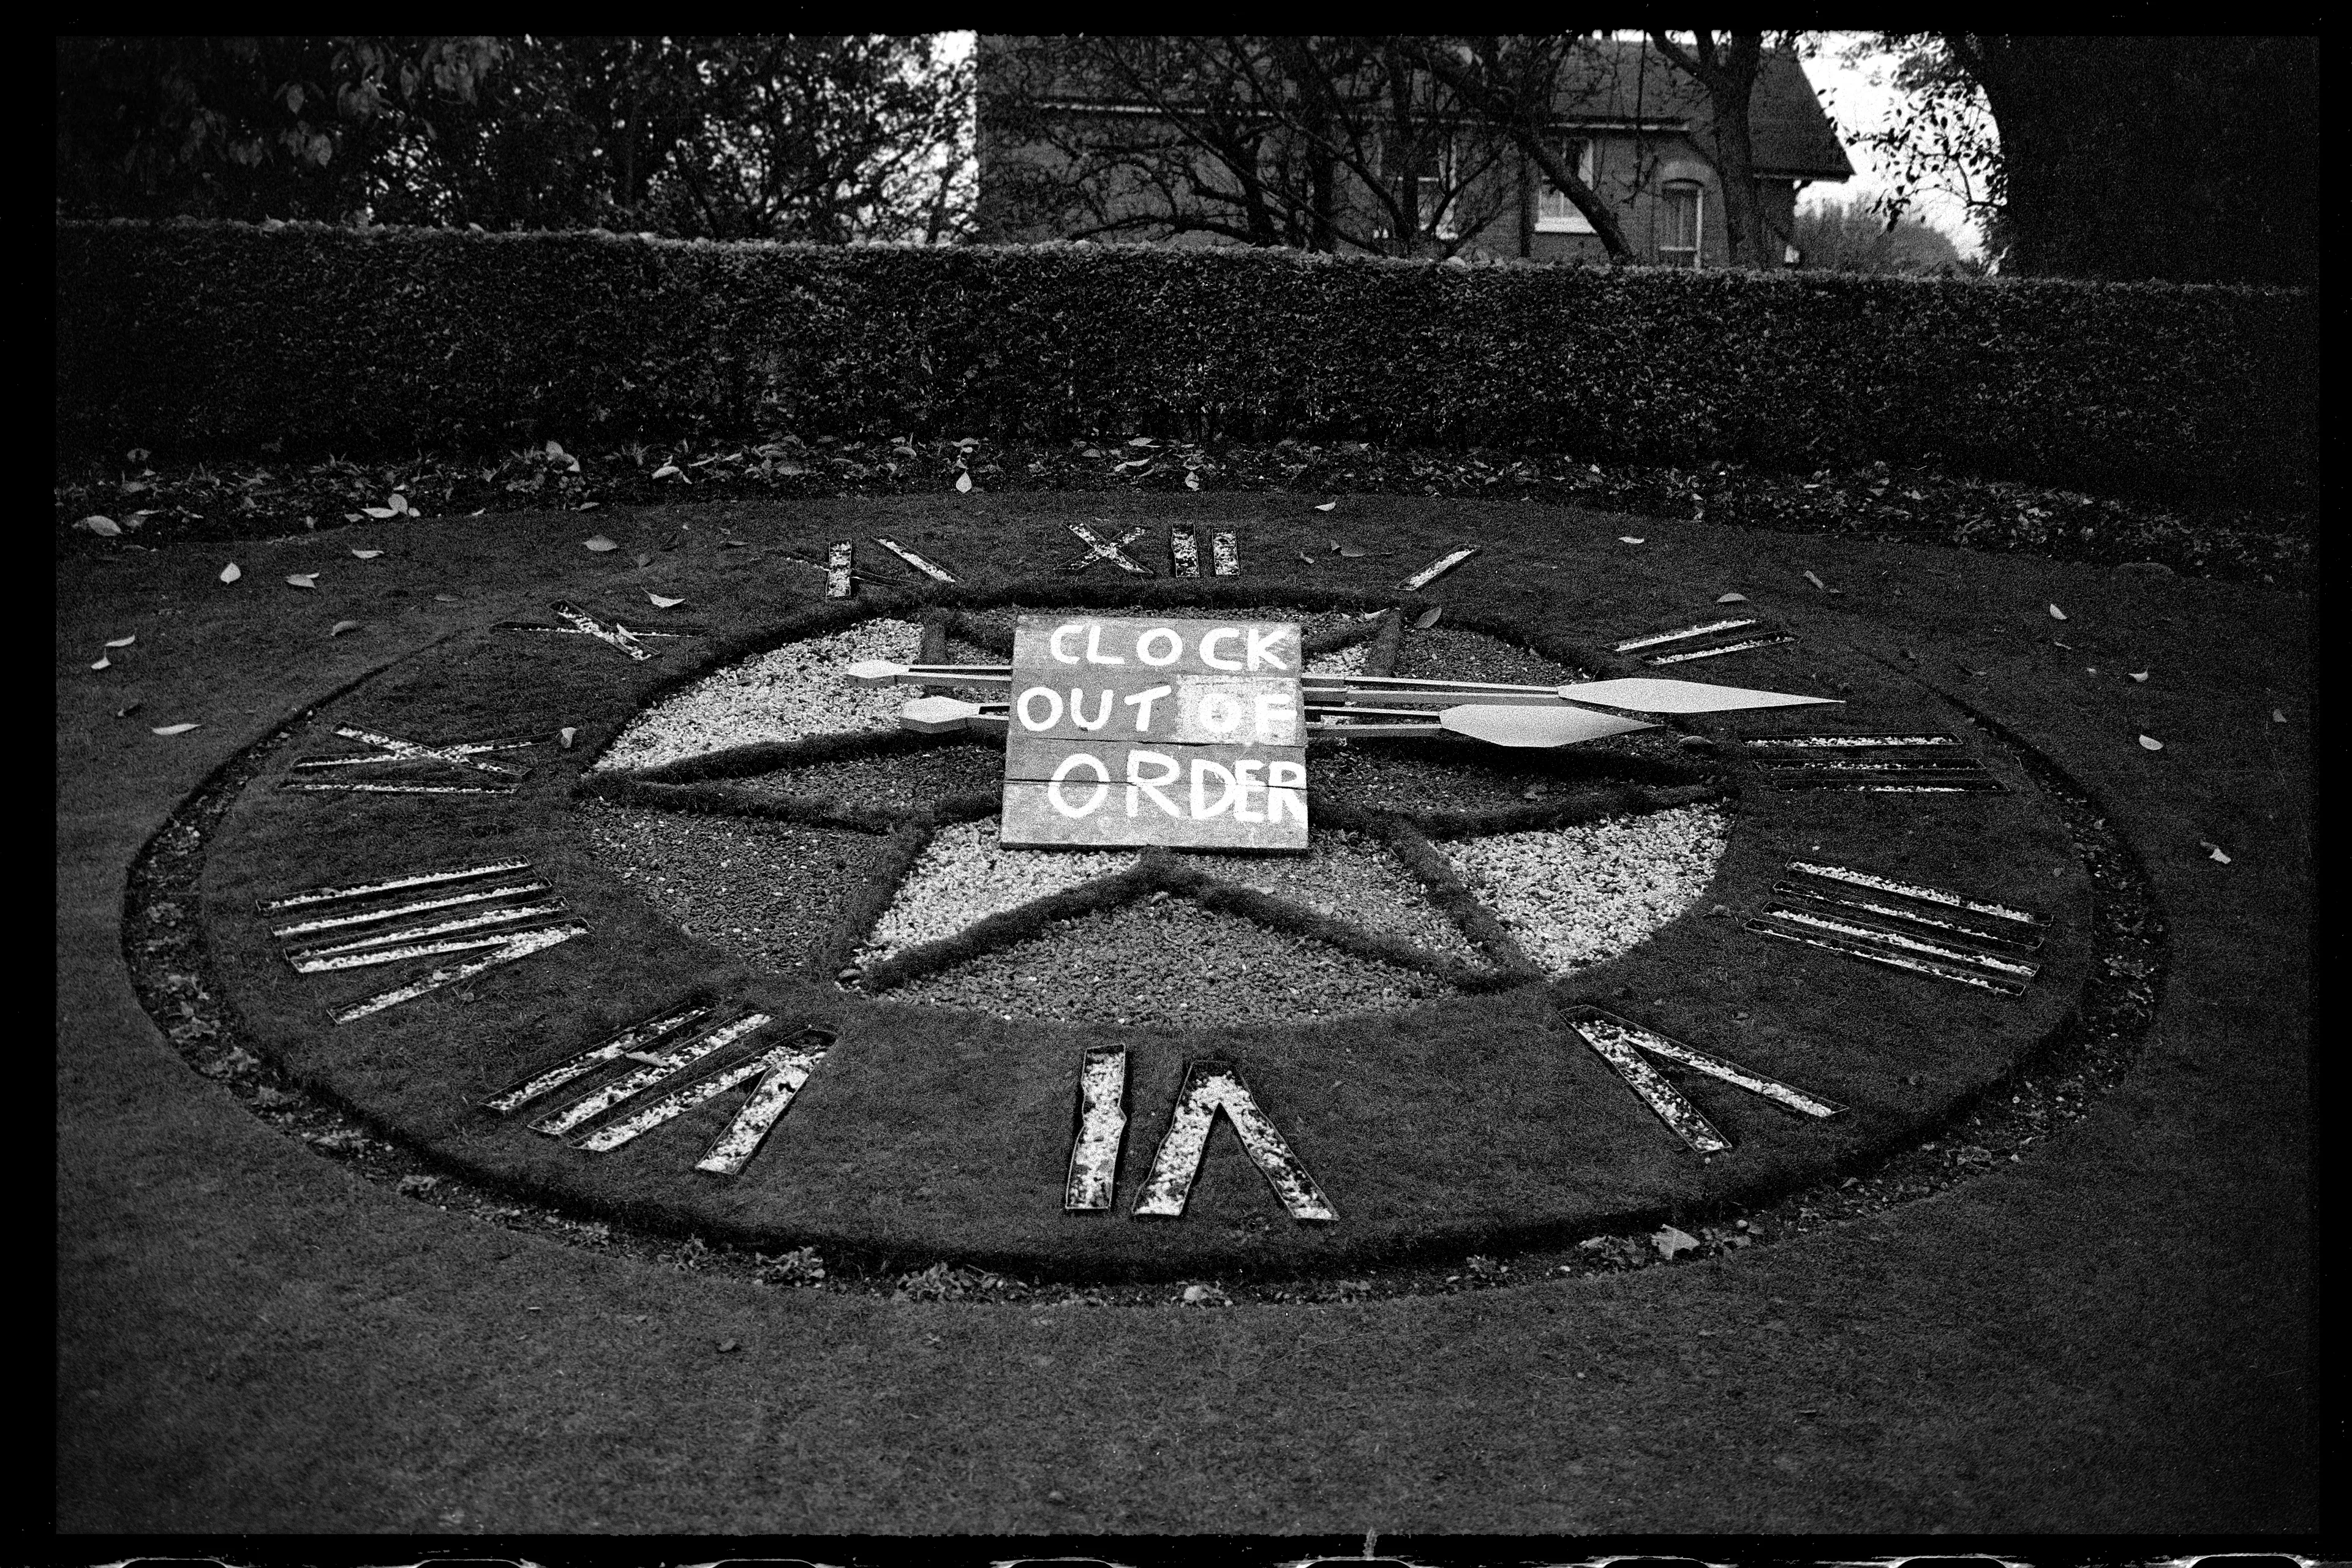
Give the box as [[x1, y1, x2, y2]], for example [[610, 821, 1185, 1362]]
[[56, 34, 975, 243], [1855, 34, 2317, 285], [1790, 196, 1962, 274], [55, 36, 503, 223]]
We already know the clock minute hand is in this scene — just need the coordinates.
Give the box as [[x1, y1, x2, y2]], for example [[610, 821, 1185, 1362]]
[[1302, 672, 1839, 715]]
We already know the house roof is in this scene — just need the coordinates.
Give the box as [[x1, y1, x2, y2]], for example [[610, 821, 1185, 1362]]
[[980, 36, 1855, 183], [1551, 40, 1853, 180]]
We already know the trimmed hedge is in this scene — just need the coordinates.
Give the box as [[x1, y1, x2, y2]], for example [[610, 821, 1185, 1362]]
[[55, 220, 2316, 505]]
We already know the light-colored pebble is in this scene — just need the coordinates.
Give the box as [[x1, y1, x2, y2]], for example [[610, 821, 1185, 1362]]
[[1211, 833, 1471, 957], [859, 821, 1136, 963], [1441, 806, 1730, 976], [598, 619, 921, 772], [1305, 643, 1370, 678], [889, 899, 1455, 1026]]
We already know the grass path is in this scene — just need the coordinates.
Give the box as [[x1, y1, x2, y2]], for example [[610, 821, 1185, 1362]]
[[56, 493, 2311, 1536]]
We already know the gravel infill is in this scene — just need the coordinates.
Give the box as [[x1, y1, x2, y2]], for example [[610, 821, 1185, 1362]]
[[575, 801, 895, 973], [736, 744, 1003, 811], [1439, 805, 1730, 977], [858, 821, 1473, 973], [1304, 643, 1370, 678], [598, 618, 921, 772], [1393, 626, 1588, 687], [858, 820, 1139, 964], [1311, 730, 1695, 812], [888, 895, 1458, 1026], [1203, 829, 1472, 957]]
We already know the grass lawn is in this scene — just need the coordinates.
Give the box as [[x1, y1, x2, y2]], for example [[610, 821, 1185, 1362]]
[[56, 488, 2312, 1535]]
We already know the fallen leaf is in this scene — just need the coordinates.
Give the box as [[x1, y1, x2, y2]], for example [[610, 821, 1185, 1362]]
[[1716, 592, 1748, 603], [633, 553, 654, 568], [2138, 735, 2164, 751], [1413, 606, 1442, 629], [1127, 436, 1154, 447], [1804, 570, 1827, 590], [1619, 536, 1645, 545], [219, 563, 241, 584], [2051, 639, 2073, 650], [647, 593, 685, 608], [2201, 842, 2233, 864], [106, 635, 136, 648], [577, 500, 601, 511], [1335, 545, 1367, 559], [955, 471, 973, 494], [716, 1339, 741, 1353], [584, 536, 619, 552], [349, 548, 384, 559], [1314, 502, 1336, 511], [77, 514, 122, 537], [389, 493, 412, 514], [1183, 470, 1200, 491], [330, 620, 363, 637], [151, 723, 200, 736], [127, 447, 149, 462], [546, 440, 579, 473], [2128, 671, 2149, 682], [1297, 550, 1317, 566], [285, 573, 318, 589], [89, 656, 111, 671], [1653, 1226, 1700, 1260], [2048, 603, 2068, 620], [2273, 709, 2287, 723], [360, 505, 399, 519], [559, 726, 578, 749], [651, 463, 681, 480]]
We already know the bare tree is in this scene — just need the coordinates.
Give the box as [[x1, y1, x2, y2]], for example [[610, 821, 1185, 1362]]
[[1388, 36, 1634, 259], [1645, 31, 1772, 266], [982, 36, 1529, 258]]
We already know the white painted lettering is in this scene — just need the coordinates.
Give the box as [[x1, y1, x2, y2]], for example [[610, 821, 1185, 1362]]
[[1048, 753, 1111, 818], [1234, 758, 1266, 823], [1191, 758, 1239, 818], [1123, 684, 1173, 731], [1253, 692, 1297, 744], [1069, 688, 1112, 731], [1245, 626, 1291, 671], [1126, 750, 1182, 817], [1049, 624, 1087, 665], [1135, 627, 1183, 667], [1085, 624, 1126, 665], [1016, 686, 1064, 732], [1269, 760, 1307, 824], [1194, 692, 1243, 737], [1199, 628, 1243, 671]]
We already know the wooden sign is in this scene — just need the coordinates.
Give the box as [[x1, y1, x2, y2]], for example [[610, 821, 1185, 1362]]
[[1000, 616, 1307, 850]]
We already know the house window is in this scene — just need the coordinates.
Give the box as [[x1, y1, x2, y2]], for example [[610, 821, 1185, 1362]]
[[1534, 139, 1596, 233], [1660, 180, 1704, 268]]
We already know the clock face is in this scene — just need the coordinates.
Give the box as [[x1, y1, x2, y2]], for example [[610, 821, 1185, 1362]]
[[194, 580, 2091, 1279]]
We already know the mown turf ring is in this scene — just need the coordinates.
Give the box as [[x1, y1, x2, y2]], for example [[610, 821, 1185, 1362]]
[[194, 577, 2094, 1281]]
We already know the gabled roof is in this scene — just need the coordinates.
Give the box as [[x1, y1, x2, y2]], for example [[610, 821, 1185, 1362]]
[[1551, 40, 1853, 179]]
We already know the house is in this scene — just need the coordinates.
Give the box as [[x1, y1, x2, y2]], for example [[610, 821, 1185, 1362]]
[[976, 36, 1854, 268]]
